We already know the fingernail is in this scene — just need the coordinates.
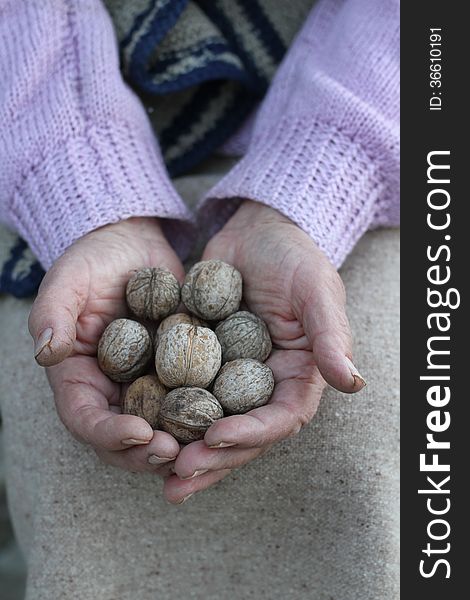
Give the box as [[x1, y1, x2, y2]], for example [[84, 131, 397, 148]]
[[148, 455, 174, 465], [344, 357, 367, 389], [34, 327, 53, 359], [176, 493, 194, 505], [122, 438, 149, 446], [180, 469, 208, 480], [207, 442, 236, 449]]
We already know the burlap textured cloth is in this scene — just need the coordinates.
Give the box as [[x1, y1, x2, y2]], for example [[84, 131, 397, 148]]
[[0, 169, 399, 599]]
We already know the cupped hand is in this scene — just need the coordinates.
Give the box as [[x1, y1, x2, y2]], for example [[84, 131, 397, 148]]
[[164, 201, 365, 504], [29, 218, 182, 474]]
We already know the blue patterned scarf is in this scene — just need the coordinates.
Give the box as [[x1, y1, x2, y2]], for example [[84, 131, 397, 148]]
[[0, 0, 313, 297]]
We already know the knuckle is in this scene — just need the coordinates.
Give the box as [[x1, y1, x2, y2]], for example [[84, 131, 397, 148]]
[[343, 324, 353, 349], [54, 403, 85, 444], [329, 269, 347, 304], [294, 413, 311, 434], [337, 278, 347, 305], [336, 310, 352, 336], [290, 405, 316, 437]]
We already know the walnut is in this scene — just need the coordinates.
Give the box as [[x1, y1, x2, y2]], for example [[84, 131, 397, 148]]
[[97, 318, 152, 382], [215, 311, 272, 363], [122, 375, 167, 428], [212, 358, 274, 414], [181, 259, 242, 320], [155, 313, 207, 350], [126, 267, 180, 321], [159, 387, 223, 444], [155, 323, 221, 388]]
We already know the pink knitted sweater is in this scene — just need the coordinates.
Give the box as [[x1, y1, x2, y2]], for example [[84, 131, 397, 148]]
[[0, 0, 399, 270]]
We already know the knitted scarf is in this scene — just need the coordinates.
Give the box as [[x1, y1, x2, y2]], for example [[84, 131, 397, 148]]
[[0, 0, 313, 297]]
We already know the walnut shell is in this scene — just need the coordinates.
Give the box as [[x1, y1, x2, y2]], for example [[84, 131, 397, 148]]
[[97, 318, 152, 382], [155, 313, 207, 350], [155, 323, 221, 388], [213, 358, 274, 414], [181, 259, 242, 320], [126, 267, 180, 321], [159, 387, 223, 444], [122, 375, 167, 428], [215, 311, 272, 363]]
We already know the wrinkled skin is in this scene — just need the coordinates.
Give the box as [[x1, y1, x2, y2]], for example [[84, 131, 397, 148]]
[[29, 204, 365, 504], [29, 218, 183, 474], [164, 201, 365, 503]]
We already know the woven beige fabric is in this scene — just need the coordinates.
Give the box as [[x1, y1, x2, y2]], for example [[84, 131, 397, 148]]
[[0, 169, 399, 600]]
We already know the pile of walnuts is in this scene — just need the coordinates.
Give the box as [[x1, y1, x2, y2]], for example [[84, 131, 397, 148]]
[[97, 260, 274, 444]]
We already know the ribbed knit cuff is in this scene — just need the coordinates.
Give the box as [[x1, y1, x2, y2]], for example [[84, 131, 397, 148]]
[[8, 123, 195, 269], [200, 117, 385, 268]]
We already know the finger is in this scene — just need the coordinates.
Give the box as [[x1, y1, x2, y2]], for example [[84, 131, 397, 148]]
[[107, 431, 180, 468], [173, 440, 266, 480], [95, 450, 173, 474], [97, 429, 180, 470], [164, 469, 232, 505], [29, 257, 87, 366], [205, 354, 324, 449], [293, 258, 365, 393], [67, 406, 153, 451], [48, 356, 153, 450]]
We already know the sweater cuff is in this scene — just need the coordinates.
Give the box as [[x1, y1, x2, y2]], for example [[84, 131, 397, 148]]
[[200, 117, 385, 268], [8, 123, 194, 269]]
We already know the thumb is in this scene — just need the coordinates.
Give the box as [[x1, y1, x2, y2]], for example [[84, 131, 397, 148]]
[[29, 262, 85, 367], [294, 263, 366, 394]]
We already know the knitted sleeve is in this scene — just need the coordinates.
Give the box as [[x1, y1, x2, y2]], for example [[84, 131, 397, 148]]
[[0, 0, 193, 269], [199, 0, 400, 268]]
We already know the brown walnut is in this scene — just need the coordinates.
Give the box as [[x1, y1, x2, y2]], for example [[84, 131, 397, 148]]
[[155, 323, 221, 388], [181, 259, 242, 320], [159, 387, 224, 444], [215, 311, 272, 363], [212, 358, 274, 414], [155, 313, 207, 350], [122, 375, 167, 428], [126, 267, 180, 321], [97, 318, 152, 382]]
